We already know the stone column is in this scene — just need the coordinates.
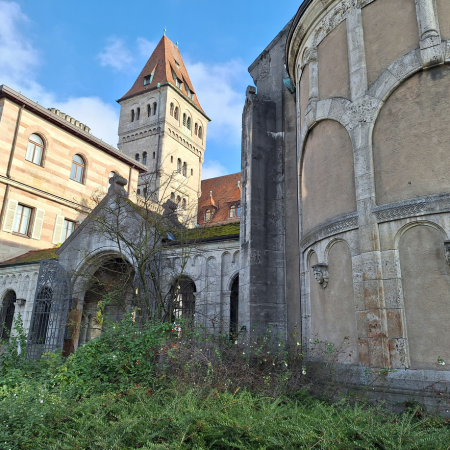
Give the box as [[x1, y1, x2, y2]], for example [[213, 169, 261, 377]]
[[415, 0, 444, 67], [347, 7, 368, 101]]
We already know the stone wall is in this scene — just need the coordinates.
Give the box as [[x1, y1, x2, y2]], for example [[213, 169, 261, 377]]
[[284, 0, 450, 401]]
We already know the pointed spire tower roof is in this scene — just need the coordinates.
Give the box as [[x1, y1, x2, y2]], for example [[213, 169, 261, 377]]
[[118, 35, 207, 115]]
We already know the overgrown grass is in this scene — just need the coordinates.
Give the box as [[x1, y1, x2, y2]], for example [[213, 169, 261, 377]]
[[1, 316, 450, 449]]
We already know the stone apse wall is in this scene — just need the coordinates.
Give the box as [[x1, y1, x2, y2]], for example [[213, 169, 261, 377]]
[[285, 0, 450, 399]]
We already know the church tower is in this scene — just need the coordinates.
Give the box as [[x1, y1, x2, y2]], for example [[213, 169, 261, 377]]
[[117, 35, 210, 221]]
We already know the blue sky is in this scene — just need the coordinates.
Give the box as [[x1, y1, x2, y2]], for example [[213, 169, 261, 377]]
[[0, 0, 301, 178]]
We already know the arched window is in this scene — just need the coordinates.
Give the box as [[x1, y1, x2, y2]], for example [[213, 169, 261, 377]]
[[229, 205, 236, 218], [135, 153, 140, 162], [171, 277, 196, 321], [153, 151, 156, 159], [191, 168, 193, 176], [109, 171, 116, 179], [30, 287, 52, 345], [170, 103, 174, 116], [137, 188, 141, 195], [183, 113, 187, 127], [171, 156, 174, 163], [0, 291, 16, 341], [187, 117, 191, 130], [171, 192, 175, 201], [194, 123, 198, 136], [182, 198, 186, 209], [237, 204, 241, 217], [153, 102, 157, 115], [136, 107, 140, 120], [176, 195, 181, 204], [70, 154, 85, 183], [131, 109, 135, 122], [142, 152, 147, 165], [198, 126, 203, 139], [205, 209, 211, 222], [147, 104, 151, 117], [177, 158, 182, 173], [230, 275, 239, 337], [143, 187, 148, 197], [26, 134, 44, 165], [174, 107, 179, 120], [182, 162, 187, 177]]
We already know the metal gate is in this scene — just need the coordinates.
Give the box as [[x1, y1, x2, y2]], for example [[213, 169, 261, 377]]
[[27, 260, 71, 359]]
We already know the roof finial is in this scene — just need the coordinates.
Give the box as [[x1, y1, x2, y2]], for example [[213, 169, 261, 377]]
[[176, 41, 179, 47], [164, 27, 166, 36], [237, 181, 240, 188], [210, 191, 213, 197]]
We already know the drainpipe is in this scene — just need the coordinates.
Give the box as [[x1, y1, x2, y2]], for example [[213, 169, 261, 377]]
[[0, 104, 24, 229]]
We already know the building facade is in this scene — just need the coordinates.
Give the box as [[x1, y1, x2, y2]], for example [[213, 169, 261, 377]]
[[0, 86, 146, 262]]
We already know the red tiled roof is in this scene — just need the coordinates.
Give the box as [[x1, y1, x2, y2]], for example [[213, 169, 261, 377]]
[[198, 172, 241, 226], [118, 35, 205, 113], [0, 248, 58, 266]]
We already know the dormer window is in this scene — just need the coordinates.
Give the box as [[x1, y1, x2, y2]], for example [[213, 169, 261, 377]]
[[205, 209, 212, 222], [172, 70, 182, 90], [143, 68, 155, 86], [175, 60, 180, 68], [186, 87, 195, 101]]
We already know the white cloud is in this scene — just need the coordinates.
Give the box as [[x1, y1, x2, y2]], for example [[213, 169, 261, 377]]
[[201, 161, 228, 180], [97, 37, 156, 73], [0, 1, 119, 147], [97, 37, 134, 72], [186, 59, 246, 145]]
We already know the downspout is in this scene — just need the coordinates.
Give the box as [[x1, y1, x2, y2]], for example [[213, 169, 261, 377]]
[[0, 104, 24, 229]]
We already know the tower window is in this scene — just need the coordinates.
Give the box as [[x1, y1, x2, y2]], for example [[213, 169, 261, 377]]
[[191, 168, 193, 176], [136, 108, 140, 120], [147, 104, 151, 117], [135, 153, 140, 162], [174, 107, 179, 120], [182, 198, 186, 210], [170, 103, 174, 116], [142, 152, 147, 165], [153, 102, 157, 115], [177, 158, 182, 173], [131, 110, 135, 122], [182, 162, 187, 177], [171, 155, 174, 163], [137, 188, 141, 195], [171, 192, 175, 201], [153, 151, 156, 159], [176, 195, 181, 204], [198, 126, 203, 139], [194, 123, 198, 136], [187, 117, 191, 130]]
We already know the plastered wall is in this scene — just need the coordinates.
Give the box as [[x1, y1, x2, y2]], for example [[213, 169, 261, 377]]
[[437, 0, 450, 41], [318, 21, 351, 100], [301, 120, 357, 234], [399, 225, 450, 370], [373, 66, 450, 205], [362, 0, 419, 86]]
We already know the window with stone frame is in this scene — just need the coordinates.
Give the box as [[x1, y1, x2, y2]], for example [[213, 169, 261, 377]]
[[13, 204, 33, 235], [26, 134, 45, 166], [229, 205, 236, 218], [70, 154, 85, 183], [62, 219, 76, 241]]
